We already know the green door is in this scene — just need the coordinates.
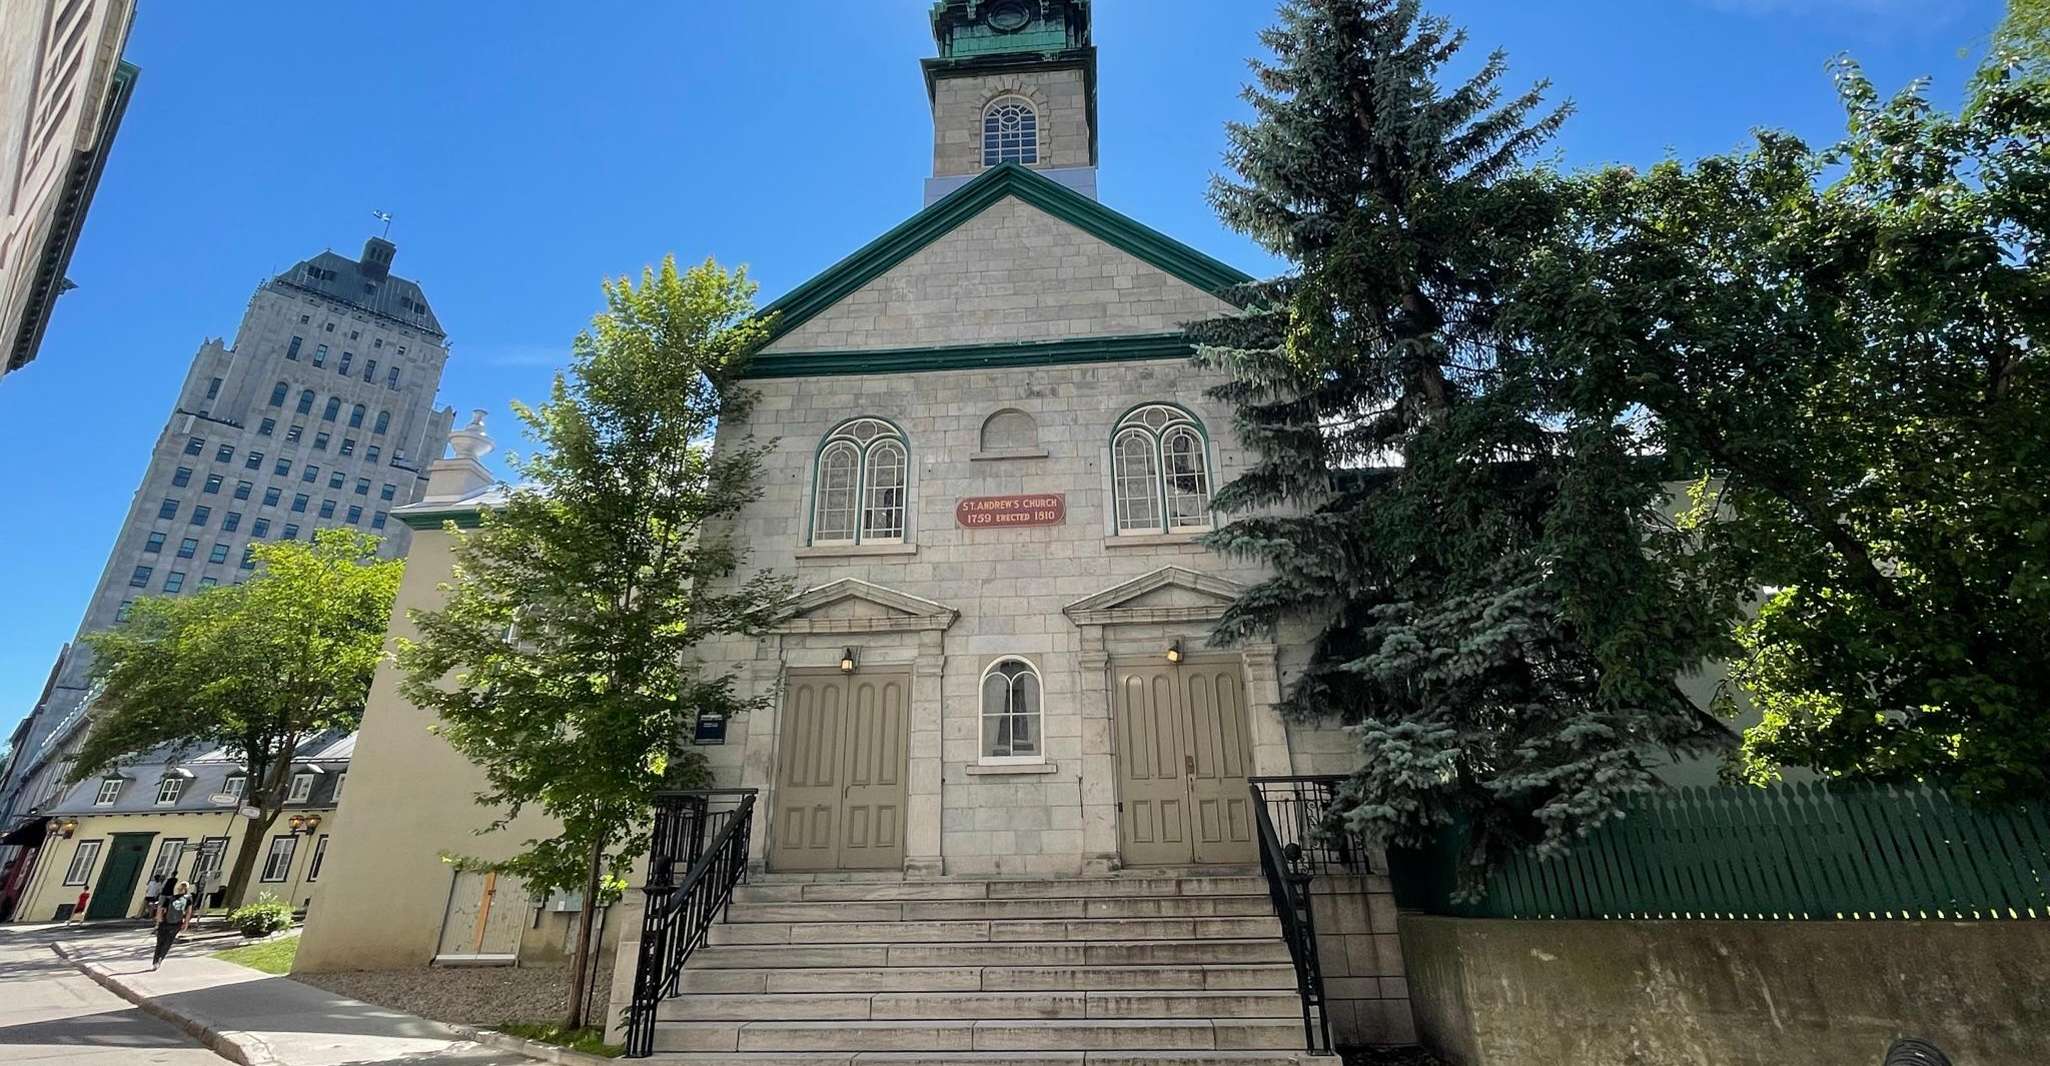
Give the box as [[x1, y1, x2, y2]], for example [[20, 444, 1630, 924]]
[[87, 833, 154, 919]]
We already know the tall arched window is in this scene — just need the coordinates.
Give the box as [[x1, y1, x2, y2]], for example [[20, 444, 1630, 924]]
[[1113, 404, 1213, 535], [983, 97, 1039, 167], [811, 418, 907, 546], [321, 397, 342, 422], [980, 657, 1043, 763], [269, 382, 288, 407], [348, 404, 366, 429], [372, 410, 390, 435], [296, 389, 315, 415]]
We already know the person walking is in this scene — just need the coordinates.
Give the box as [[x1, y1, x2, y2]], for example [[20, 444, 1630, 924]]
[[150, 880, 192, 970]]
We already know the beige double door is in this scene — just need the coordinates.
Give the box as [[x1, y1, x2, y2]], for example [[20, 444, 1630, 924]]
[[1112, 660, 1258, 866], [770, 669, 910, 872]]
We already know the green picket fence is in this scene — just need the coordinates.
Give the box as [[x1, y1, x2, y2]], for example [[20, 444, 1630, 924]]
[[1389, 783, 2050, 921]]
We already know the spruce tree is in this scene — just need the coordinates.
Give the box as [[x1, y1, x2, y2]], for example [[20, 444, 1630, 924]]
[[1192, 0, 1736, 881]]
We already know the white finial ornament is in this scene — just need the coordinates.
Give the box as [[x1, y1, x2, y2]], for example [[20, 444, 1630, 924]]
[[448, 409, 494, 462]]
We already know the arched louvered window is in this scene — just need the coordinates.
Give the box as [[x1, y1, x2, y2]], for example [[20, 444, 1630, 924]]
[[811, 418, 908, 546], [983, 97, 1039, 167], [1113, 404, 1213, 535]]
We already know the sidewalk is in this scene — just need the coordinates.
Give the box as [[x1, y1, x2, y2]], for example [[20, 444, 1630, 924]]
[[49, 926, 600, 1066]]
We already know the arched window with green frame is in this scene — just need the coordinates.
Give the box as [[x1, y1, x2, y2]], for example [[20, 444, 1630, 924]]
[[811, 417, 908, 546], [1112, 403, 1213, 535]]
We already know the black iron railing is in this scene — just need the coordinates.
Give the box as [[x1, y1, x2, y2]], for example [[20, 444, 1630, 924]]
[[623, 789, 757, 1058], [1250, 775, 1372, 874], [1249, 775, 1377, 1057]]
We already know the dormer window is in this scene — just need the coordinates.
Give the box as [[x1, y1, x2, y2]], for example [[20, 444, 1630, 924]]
[[222, 774, 246, 801], [155, 776, 186, 806], [983, 97, 1038, 167], [287, 772, 315, 804], [94, 778, 123, 806]]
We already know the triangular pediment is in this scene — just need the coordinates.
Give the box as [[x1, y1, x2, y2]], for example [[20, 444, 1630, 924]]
[[756, 163, 1249, 360], [1063, 566, 1246, 627], [774, 578, 959, 635]]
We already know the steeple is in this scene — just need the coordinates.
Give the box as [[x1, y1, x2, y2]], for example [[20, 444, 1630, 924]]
[[921, 0, 1098, 205]]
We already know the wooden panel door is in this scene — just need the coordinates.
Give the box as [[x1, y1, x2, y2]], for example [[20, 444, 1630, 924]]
[[1113, 660, 1256, 866], [1113, 665, 1191, 866], [770, 670, 910, 872], [87, 833, 153, 919], [1183, 663, 1257, 864]]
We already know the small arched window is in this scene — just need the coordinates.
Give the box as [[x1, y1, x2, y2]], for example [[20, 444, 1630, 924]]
[[296, 389, 315, 415], [269, 382, 288, 407], [980, 658, 1043, 763], [1113, 404, 1213, 535], [372, 410, 390, 435], [811, 418, 907, 546], [348, 404, 366, 429], [322, 397, 342, 422], [983, 97, 1039, 167]]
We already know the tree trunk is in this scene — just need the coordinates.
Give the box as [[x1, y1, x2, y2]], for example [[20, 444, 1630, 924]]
[[563, 835, 606, 1029], [222, 743, 296, 909]]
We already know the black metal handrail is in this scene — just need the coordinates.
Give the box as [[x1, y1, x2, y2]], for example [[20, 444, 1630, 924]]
[[623, 789, 757, 1058], [1250, 775, 1372, 874], [1251, 781, 1334, 1055]]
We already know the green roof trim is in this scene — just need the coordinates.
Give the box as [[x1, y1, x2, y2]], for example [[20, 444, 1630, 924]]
[[742, 332, 1194, 379], [397, 507, 486, 531], [756, 163, 1252, 346]]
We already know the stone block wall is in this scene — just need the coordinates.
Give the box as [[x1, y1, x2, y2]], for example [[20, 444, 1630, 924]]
[[930, 66, 1091, 178], [1310, 873, 1417, 1047]]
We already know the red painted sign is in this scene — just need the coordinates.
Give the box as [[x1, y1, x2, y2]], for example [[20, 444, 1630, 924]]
[[956, 493, 1066, 529]]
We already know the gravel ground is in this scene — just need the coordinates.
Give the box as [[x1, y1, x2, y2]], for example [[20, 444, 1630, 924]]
[[296, 963, 614, 1028]]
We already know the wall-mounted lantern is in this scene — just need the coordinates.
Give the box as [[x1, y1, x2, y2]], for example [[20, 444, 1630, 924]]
[[57, 818, 78, 839], [839, 647, 859, 674], [288, 813, 323, 836], [1165, 640, 1184, 665]]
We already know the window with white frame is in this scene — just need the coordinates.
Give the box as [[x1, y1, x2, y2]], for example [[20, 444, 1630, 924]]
[[286, 773, 314, 804], [332, 772, 346, 801], [64, 841, 102, 885], [307, 835, 329, 882], [94, 778, 122, 806], [151, 838, 187, 880], [980, 657, 1044, 763], [983, 96, 1039, 166], [811, 419, 907, 546], [260, 835, 298, 882], [155, 777, 186, 806], [222, 774, 246, 801], [1112, 405, 1213, 535]]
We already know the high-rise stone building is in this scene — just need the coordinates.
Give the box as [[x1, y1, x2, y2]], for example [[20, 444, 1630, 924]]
[[0, 236, 454, 915]]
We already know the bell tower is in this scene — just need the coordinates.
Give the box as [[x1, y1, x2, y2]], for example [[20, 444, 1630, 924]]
[[922, 0, 1097, 205]]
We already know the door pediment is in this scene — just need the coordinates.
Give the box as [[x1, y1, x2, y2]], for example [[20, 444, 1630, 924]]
[[1062, 566, 1247, 627], [774, 578, 959, 635]]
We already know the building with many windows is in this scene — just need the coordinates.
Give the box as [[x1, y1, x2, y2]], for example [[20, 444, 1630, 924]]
[[0, 235, 454, 919], [1, 0, 140, 380], [8, 731, 352, 923]]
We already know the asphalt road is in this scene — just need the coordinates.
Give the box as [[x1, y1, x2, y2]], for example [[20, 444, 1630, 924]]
[[0, 924, 225, 1065]]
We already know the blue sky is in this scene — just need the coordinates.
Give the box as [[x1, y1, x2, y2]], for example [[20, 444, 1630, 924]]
[[0, 0, 2005, 724]]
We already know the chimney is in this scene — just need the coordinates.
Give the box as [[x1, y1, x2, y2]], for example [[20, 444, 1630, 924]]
[[360, 236, 396, 282]]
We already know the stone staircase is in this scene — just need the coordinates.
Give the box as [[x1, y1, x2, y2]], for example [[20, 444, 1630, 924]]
[[647, 871, 1314, 1065]]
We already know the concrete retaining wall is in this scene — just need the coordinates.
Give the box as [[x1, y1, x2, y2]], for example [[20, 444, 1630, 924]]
[[1401, 915, 2050, 1066]]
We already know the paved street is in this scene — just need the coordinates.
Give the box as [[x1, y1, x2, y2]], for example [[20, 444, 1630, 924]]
[[0, 924, 223, 1065]]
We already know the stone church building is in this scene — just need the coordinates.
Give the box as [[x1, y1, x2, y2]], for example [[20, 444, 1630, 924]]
[[301, 2, 1410, 1056]]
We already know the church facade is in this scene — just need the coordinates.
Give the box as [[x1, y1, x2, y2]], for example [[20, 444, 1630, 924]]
[[693, 1, 1352, 881]]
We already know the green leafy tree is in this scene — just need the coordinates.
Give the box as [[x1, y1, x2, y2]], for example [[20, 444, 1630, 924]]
[[1522, 42, 2050, 801], [1190, 0, 1736, 882], [400, 256, 791, 1028], [71, 531, 402, 906]]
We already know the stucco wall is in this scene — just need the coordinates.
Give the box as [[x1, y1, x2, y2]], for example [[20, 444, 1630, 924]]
[[17, 805, 339, 922], [1400, 915, 2050, 1066]]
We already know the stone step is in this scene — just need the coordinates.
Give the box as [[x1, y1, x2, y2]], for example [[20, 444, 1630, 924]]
[[731, 877, 1267, 905], [653, 1018, 1305, 1054], [660, 989, 1303, 1023], [724, 895, 1276, 924], [706, 916, 1282, 947], [676, 964, 1299, 995], [648, 1052, 1305, 1066], [688, 939, 1292, 971]]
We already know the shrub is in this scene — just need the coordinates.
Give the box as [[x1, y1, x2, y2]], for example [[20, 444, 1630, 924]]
[[226, 893, 293, 938]]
